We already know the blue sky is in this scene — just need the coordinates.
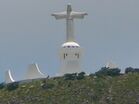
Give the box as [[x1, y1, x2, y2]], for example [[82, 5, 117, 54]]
[[0, 0, 139, 82]]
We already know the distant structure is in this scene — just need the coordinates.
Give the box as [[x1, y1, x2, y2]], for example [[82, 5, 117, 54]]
[[25, 63, 46, 80], [5, 70, 15, 84], [106, 62, 118, 69], [52, 4, 87, 75]]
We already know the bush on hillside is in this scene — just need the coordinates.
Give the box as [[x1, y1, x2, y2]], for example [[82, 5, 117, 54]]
[[64, 72, 86, 80], [107, 68, 121, 76], [41, 79, 55, 90], [125, 67, 139, 74], [89, 73, 95, 77], [41, 83, 55, 90], [6, 82, 19, 91], [64, 73, 77, 80], [77, 72, 86, 80], [95, 67, 121, 76], [134, 68, 139, 73], [125, 67, 135, 73], [0, 82, 5, 89]]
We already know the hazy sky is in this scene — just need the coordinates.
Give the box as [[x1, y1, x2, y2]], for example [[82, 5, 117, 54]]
[[0, 0, 139, 82]]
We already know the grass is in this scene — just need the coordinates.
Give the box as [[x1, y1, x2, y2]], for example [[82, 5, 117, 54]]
[[0, 73, 139, 104]]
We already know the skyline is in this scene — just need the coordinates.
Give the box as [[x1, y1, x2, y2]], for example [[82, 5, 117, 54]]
[[0, 0, 139, 82]]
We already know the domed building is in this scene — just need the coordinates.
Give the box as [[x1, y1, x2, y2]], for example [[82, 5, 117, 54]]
[[60, 42, 82, 74], [52, 4, 87, 75]]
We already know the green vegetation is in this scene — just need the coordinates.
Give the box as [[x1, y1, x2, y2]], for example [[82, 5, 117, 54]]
[[95, 67, 121, 76], [0, 72, 139, 104], [64, 72, 86, 80], [125, 67, 139, 73]]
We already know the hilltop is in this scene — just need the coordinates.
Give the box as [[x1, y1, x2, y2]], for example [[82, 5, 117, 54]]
[[0, 72, 139, 104]]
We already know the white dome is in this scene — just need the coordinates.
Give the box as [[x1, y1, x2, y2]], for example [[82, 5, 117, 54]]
[[62, 42, 80, 48]]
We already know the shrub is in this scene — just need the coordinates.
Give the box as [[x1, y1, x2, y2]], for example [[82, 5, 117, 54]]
[[95, 67, 121, 76], [95, 67, 108, 76], [0, 82, 5, 89], [89, 73, 95, 77], [125, 67, 139, 74], [107, 68, 121, 76], [6, 82, 19, 91], [77, 72, 86, 80], [134, 68, 139, 73], [125, 67, 134, 74], [41, 83, 54, 89], [64, 73, 77, 80]]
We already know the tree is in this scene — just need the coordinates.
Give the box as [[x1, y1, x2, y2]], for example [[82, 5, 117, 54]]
[[95, 67, 121, 76], [95, 67, 108, 76], [64, 73, 77, 80], [77, 72, 86, 80], [107, 68, 121, 76], [125, 67, 135, 74], [134, 68, 139, 73], [125, 67, 139, 74]]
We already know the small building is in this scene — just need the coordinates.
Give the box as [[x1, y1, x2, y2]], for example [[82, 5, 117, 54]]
[[5, 70, 15, 84], [25, 63, 46, 80]]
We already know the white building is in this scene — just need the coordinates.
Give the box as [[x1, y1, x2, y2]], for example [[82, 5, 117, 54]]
[[25, 63, 46, 80], [52, 4, 87, 75], [5, 70, 15, 84]]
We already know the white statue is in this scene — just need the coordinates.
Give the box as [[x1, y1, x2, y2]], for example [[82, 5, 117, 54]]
[[52, 4, 87, 75], [52, 3, 87, 42]]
